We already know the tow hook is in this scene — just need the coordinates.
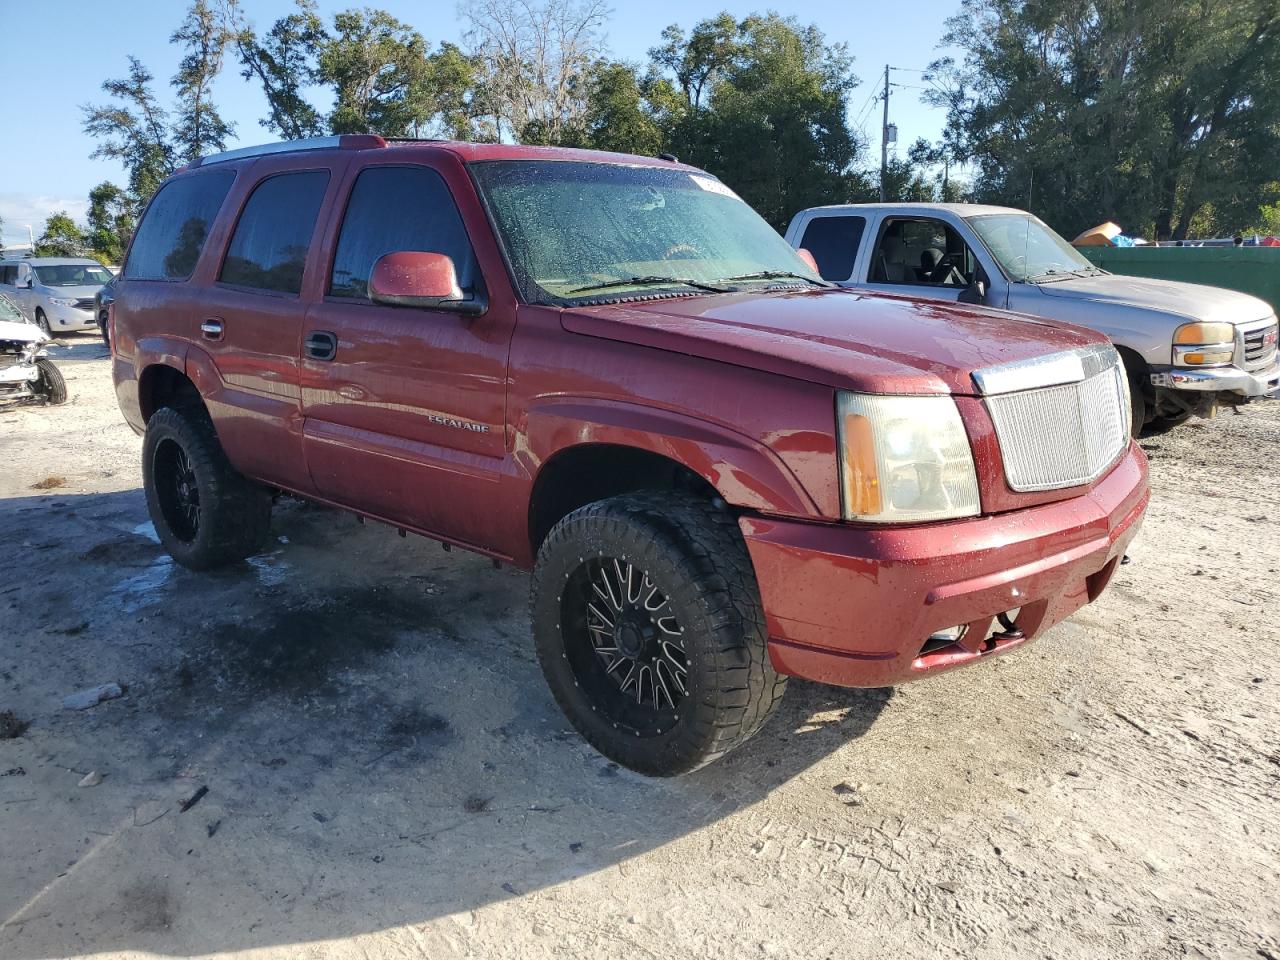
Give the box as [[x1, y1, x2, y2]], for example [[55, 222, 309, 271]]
[[990, 611, 1024, 644]]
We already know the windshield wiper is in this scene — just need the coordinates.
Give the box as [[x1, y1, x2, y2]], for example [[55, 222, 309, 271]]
[[716, 270, 831, 287], [568, 275, 730, 294], [1022, 268, 1077, 283]]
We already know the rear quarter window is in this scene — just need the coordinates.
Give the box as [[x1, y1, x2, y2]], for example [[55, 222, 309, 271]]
[[798, 215, 866, 281], [125, 170, 236, 280]]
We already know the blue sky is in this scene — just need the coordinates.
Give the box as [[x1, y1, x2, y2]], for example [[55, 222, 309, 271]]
[[0, 0, 959, 248]]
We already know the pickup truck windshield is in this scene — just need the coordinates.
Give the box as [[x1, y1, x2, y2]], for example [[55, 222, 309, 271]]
[[967, 213, 1098, 282], [471, 160, 820, 303]]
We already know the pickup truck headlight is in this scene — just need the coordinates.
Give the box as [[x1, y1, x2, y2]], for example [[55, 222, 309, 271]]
[[837, 392, 980, 523], [1173, 322, 1234, 367], [49, 297, 78, 307]]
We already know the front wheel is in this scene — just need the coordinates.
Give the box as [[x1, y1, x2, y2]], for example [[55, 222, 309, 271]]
[[142, 406, 272, 570], [99, 312, 110, 348], [34, 358, 66, 404], [530, 492, 786, 776], [35, 309, 51, 335]]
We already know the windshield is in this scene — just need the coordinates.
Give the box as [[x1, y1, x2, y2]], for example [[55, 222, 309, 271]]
[[0, 295, 26, 323], [470, 160, 820, 304], [32, 264, 114, 287], [967, 214, 1097, 282]]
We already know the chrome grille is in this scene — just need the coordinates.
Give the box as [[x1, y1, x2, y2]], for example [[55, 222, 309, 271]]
[[975, 345, 1129, 493], [1242, 321, 1278, 369], [73, 297, 95, 311]]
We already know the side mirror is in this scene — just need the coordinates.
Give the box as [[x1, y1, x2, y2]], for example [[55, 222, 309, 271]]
[[958, 275, 987, 305], [16, 275, 32, 289], [796, 248, 820, 274], [369, 251, 485, 316]]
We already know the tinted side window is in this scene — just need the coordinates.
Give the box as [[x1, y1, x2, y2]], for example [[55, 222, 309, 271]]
[[219, 171, 329, 295], [0, 265, 14, 285], [125, 170, 235, 280], [798, 215, 866, 281], [330, 166, 478, 300]]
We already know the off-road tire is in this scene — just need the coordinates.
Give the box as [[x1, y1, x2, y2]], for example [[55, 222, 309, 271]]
[[34, 359, 66, 405], [530, 491, 786, 776], [34, 309, 50, 335], [142, 405, 272, 571]]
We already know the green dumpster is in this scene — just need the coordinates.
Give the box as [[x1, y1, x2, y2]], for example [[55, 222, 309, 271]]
[[1077, 246, 1280, 316]]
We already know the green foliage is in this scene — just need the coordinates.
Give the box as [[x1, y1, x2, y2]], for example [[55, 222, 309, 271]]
[[86, 182, 134, 265], [319, 8, 431, 135], [171, 0, 235, 162], [232, 0, 327, 140], [651, 13, 865, 229], [35, 213, 88, 259], [932, 0, 1280, 239], [82, 56, 177, 204]]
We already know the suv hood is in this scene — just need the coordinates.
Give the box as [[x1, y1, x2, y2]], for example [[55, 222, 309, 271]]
[[0, 319, 42, 343], [563, 289, 1100, 395], [1034, 273, 1274, 325]]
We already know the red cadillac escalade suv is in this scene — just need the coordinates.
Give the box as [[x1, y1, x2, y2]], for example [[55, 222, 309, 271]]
[[111, 136, 1148, 775]]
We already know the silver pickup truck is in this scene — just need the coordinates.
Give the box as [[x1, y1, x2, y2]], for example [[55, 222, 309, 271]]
[[785, 203, 1280, 435]]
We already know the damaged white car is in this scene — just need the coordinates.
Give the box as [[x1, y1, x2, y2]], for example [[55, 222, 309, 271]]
[[0, 294, 67, 405]]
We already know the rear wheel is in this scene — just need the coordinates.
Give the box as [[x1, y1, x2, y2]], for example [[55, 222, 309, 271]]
[[530, 491, 785, 776], [143, 405, 272, 570], [34, 358, 66, 404]]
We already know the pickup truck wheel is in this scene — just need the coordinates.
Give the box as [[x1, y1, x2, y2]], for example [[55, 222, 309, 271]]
[[142, 406, 272, 571], [1126, 369, 1148, 438], [34, 359, 67, 405], [531, 492, 786, 776]]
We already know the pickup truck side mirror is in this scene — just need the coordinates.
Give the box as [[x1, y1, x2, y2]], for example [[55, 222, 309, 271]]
[[369, 251, 486, 316], [958, 274, 987, 305]]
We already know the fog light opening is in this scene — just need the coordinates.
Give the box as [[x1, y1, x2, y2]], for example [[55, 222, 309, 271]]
[[987, 607, 1024, 649], [920, 625, 966, 656]]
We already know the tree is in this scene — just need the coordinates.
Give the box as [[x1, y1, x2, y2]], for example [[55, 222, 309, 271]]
[[86, 182, 135, 265], [170, 0, 235, 162], [35, 213, 88, 258], [932, 0, 1280, 239], [652, 14, 863, 229], [232, 0, 328, 140], [560, 61, 674, 155], [82, 56, 176, 205], [461, 0, 610, 143]]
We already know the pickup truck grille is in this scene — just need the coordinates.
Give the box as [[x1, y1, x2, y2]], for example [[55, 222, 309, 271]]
[[975, 345, 1129, 493], [1242, 321, 1278, 370]]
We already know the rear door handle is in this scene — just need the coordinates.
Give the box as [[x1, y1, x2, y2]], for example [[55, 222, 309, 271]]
[[200, 318, 224, 340], [305, 330, 338, 361]]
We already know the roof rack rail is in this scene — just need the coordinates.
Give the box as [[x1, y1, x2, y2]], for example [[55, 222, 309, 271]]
[[189, 135, 387, 168]]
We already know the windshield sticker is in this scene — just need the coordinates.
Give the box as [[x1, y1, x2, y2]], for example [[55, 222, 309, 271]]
[[690, 175, 740, 199]]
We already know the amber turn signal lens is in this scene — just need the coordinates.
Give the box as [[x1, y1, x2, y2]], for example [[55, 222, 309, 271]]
[[841, 413, 882, 516]]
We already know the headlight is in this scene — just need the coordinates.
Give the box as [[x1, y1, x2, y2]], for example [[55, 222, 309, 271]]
[[1172, 322, 1234, 367], [837, 392, 980, 523], [49, 297, 77, 306]]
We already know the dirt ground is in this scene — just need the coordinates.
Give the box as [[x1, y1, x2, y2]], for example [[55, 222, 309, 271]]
[[1, 337, 1277, 960]]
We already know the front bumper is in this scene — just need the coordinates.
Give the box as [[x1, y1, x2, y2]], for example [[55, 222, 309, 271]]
[[44, 301, 98, 331], [1150, 359, 1280, 398], [740, 443, 1148, 688], [0, 359, 40, 400]]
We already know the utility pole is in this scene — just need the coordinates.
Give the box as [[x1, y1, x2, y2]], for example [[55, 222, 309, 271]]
[[879, 64, 890, 202]]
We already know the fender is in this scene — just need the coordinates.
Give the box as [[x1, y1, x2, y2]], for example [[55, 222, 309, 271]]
[[123, 336, 191, 432], [521, 396, 822, 519]]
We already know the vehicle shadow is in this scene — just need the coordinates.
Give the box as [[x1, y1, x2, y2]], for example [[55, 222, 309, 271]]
[[46, 336, 109, 363], [0, 489, 892, 958]]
